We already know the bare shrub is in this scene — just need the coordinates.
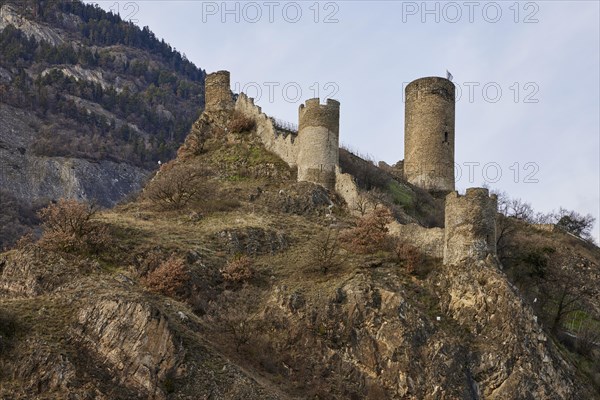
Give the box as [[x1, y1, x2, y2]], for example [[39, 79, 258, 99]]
[[368, 188, 388, 209], [353, 193, 371, 216], [227, 112, 256, 134], [340, 208, 393, 254], [309, 228, 343, 274], [210, 288, 261, 353], [496, 214, 518, 260], [221, 255, 254, 283], [353, 190, 386, 216], [143, 254, 190, 299], [554, 208, 595, 242], [37, 199, 110, 254], [394, 241, 422, 274], [145, 164, 213, 210]]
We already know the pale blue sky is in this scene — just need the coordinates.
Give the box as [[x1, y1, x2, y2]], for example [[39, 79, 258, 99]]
[[90, 0, 599, 241]]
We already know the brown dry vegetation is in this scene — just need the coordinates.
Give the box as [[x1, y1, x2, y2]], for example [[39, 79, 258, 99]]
[[221, 255, 255, 284], [340, 207, 394, 254], [144, 163, 215, 210], [143, 254, 191, 299], [0, 112, 598, 399], [37, 199, 111, 254], [227, 111, 256, 134]]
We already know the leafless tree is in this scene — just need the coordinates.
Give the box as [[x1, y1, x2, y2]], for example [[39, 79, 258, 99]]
[[146, 164, 213, 209]]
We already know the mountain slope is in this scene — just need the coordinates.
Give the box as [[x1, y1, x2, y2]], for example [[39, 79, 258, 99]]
[[0, 0, 205, 248], [0, 106, 598, 399]]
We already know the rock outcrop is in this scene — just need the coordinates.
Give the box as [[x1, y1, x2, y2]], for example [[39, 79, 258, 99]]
[[72, 298, 183, 399], [0, 4, 64, 45], [435, 257, 578, 399]]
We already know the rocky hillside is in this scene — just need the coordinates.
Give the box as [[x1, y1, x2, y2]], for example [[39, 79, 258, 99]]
[[0, 106, 598, 399], [0, 0, 205, 248]]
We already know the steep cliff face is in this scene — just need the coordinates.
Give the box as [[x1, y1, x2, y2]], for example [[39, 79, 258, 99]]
[[0, 3, 64, 45], [1, 104, 150, 208], [436, 257, 577, 399], [0, 249, 288, 399]]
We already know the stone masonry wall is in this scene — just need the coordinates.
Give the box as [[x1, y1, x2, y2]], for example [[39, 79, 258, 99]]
[[444, 188, 497, 265], [234, 93, 298, 167], [205, 71, 235, 117], [404, 77, 455, 193], [207, 72, 341, 191], [388, 221, 444, 258], [335, 169, 361, 211], [296, 98, 340, 190]]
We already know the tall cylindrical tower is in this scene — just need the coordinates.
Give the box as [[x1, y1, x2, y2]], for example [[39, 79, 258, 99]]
[[296, 98, 340, 190], [204, 70, 234, 115], [404, 77, 455, 193], [444, 188, 498, 265]]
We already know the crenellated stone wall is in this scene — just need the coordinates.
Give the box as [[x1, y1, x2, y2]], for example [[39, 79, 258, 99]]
[[234, 93, 298, 167]]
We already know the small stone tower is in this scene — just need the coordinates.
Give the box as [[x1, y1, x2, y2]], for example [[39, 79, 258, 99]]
[[444, 188, 498, 265], [204, 70, 234, 117], [296, 98, 340, 189], [404, 77, 455, 193]]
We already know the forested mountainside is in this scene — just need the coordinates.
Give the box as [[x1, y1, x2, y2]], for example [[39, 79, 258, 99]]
[[0, 0, 206, 249]]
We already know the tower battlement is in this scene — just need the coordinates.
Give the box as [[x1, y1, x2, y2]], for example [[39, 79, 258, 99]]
[[299, 98, 340, 135], [404, 76, 455, 194], [444, 188, 498, 265], [405, 77, 455, 102]]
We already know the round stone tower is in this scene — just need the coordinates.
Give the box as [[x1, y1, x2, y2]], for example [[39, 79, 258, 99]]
[[204, 70, 234, 116], [444, 188, 498, 265], [296, 98, 340, 190], [404, 77, 455, 193]]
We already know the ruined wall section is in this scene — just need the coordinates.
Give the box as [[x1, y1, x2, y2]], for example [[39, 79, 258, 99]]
[[205, 70, 235, 121], [388, 222, 444, 258], [335, 170, 361, 212], [234, 93, 298, 167], [297, 98, 340, 190], [444, 188, 497, 265], [404, 77, 455, 193]]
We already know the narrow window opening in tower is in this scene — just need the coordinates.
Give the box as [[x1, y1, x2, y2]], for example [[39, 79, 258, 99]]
[[444, 132, 449, 143]]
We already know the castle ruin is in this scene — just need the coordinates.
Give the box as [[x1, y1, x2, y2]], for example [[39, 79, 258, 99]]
[[204, 70, 235, 119], [202, 71, 497, 263], [296, 98, 340, 189], [404, 77, 455, 194], [205, 71, 341, 190], [444, 188, 498, 265]]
